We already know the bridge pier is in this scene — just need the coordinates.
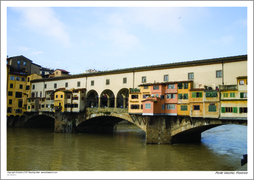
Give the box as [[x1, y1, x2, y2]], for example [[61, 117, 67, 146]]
[[146, 116, 171, 144]]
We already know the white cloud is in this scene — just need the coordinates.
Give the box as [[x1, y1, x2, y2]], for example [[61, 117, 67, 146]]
[[18, 46, 43, 56], [212, 35, 234, 45], [12, 7, 71, 47]]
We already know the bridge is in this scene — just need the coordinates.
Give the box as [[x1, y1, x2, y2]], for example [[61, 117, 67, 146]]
[[11, 107, 247, 144]]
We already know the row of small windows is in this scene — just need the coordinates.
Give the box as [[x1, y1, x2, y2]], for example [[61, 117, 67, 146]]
[[7, 108, 22, 113], [221, 107, 247, 113], [10, 76, 26, 81], [223, 92, 247, 98]]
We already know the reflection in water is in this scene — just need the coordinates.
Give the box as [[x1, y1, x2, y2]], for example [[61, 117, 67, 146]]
[[7, 124, 247, 171]]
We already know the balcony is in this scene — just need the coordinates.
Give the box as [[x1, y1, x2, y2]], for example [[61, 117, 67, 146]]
[[130, 88, 140, 94], [219, 85, 237, 90]]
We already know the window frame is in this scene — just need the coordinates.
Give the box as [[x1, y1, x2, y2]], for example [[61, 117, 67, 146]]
[[164, 74, 169, 81], [216, 70, 222, 78], [188, 72, 194, 80], [142, 76, 147, 83]]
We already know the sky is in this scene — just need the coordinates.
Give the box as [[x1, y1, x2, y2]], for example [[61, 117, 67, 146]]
[[4, 2, 251, 75]]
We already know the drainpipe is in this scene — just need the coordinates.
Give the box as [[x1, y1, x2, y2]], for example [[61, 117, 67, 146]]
[[132, 70, 135, 89], [222, 60, 224, 85]]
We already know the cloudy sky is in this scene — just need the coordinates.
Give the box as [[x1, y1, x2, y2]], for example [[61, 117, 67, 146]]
[[4, 2, 250, 74]]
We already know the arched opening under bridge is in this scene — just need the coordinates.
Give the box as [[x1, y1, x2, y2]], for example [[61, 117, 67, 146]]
[[24, 115, 55, 129], [76, 116, 145, 134]]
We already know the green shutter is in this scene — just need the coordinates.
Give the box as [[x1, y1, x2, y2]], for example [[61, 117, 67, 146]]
[[199, 92, 202, 98], [233, 107, 237, 113], [240, 92, 244, 98], [192, 92, 196, 98], [178, 94, 182, 99], [221, 107, 225, 113]]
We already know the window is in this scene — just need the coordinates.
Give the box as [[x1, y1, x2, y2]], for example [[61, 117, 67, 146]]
[[142, 76, 146, 83], [17, 61, 20, 69], [21, 77, 26, 81], [44, 84, 47, 89], [16, 77, 20, 81], [91, 80, 94, 86], [56, 95, 58, 98], [178, 83, 183, 89], [168, 84, 175, 89], [18, 100, 22, 108], [230, 92, 235, 97], [27, 77, 30, 82], [162, 104, 165, 110], [36, 92, 38, 97], [188, 73, 194, 80], [181, 105, 188, 111], [7, 107, 12, 113], [23, 61, 26, 65], [167, 104, 175, 110], [223, 93, 228, 98], [216, 70, 222, 78], [42, 104, 45, 108], [184, 83, 188, 89], [77, 81, 80, 87], [178, 94, 182, 99], [206, 92, 217, 97], [67, 95, 71, 99], [193, 105, 200, 110], [183, 93, 188, 99], [131, 95, 138, 99], [131, 105, 139, 109], [28, 106, 30, 110], [156, 94, 159, 98], [15, 92, 22, 98], [61, 95, 63, 98], [144, 86, 148, 89], [65, 83, 68, 88], [10, 76, 15, 80], [160, 95, 165, 99], [192, 92, 202, 98], [153, 86, 159, 90], [10, 83, 13, 88], [143, 94, 150, 98], [32, 85, 35, 89], [19, 84, 23, 89], [26, 85, 30, 90], [145, 103, 151, 109], [208, 105, 217, 112], [8, 91, 13, 96], [73, 97, 79, 100], [240, 92, 247, 98], [54, 83, 57, 88], [73, 104, 78, 108], [164, 75, 169, 81], [167, 94, 175, 99], [9, 99, 12, 105], [40, 92, 42, 97], [123, 78, 127, 84], [239, 80, 244, 85], [106, 79, 110, 85], [239, 107, 247, 113]]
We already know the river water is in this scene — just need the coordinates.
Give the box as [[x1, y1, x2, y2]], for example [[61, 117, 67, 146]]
[[7, 123, 247, 174]]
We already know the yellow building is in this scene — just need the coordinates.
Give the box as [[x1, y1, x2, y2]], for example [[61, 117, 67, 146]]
[[177, 81, 193, 116], [189, 88, 204, 117], [7, 70, 28, 117], [220, 76, 247, 120], [203, 90, 220, 118]]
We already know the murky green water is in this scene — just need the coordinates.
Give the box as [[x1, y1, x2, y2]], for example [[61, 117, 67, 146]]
[[7, 123, 247, 171]]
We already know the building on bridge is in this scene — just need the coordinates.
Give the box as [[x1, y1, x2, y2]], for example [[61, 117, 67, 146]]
[[220, 76, 248, 120], [8, 54, 248, 122]]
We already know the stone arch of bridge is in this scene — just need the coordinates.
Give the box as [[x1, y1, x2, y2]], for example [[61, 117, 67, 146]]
[[86, 89, 99, 108], [116, 88, 129, 108], [100, 89, 115, 108], [79, 110, 146, 132], [170, 118, 247, 144]]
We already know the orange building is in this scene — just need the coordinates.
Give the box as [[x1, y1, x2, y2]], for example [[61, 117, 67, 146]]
[[177, 81, 193, 116]]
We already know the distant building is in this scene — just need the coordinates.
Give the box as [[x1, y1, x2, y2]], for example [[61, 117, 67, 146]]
[[40, 67, 54, 78], [84, 69, 100, 73], [49, 69, 70, 78], [7, 55, 41, 75]]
